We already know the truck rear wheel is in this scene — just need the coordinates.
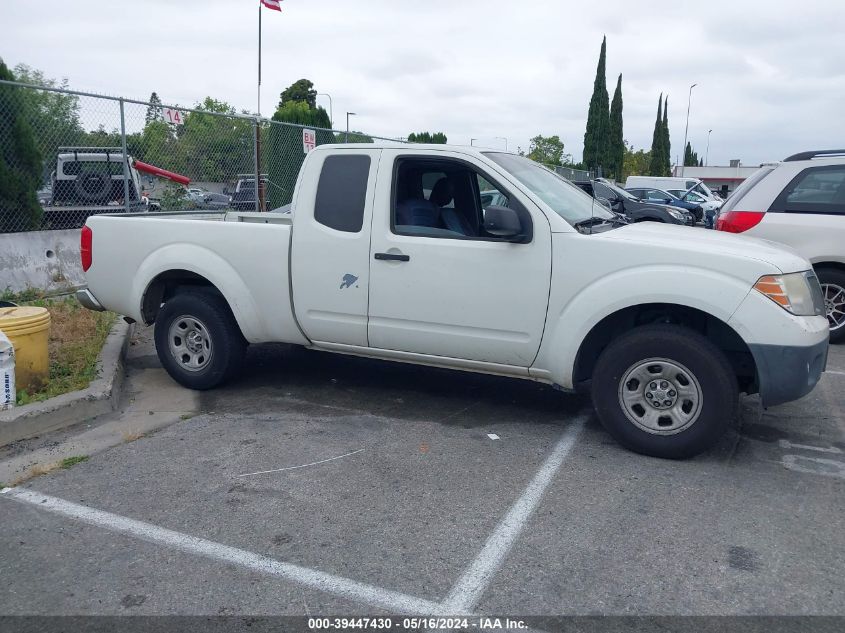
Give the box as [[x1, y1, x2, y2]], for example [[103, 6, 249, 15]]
[[591, 324, 737, 459], [154, 290, 246, 390]]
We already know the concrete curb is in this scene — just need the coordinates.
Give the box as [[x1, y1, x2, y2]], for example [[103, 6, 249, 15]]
[[0, 319, 134, 447]]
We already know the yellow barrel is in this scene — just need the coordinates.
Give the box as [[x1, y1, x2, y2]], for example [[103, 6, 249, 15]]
[[0, 306, 51, 393]]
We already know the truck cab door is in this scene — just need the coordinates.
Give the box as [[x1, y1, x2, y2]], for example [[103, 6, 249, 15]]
[[290, 148, 382, 346], [367, 150, 552, 368]]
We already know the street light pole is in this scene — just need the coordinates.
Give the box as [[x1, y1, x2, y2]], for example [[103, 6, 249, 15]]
[[681, 83, 698, 176], [346, 112, 356, 143], [470, 138, 477, 146], [317, 93, 333, 129], [705, 129, 713, 166], [494, 136, 508, 150]]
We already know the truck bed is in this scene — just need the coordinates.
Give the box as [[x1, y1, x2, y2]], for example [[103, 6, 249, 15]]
[[84, 211, 304, 345]]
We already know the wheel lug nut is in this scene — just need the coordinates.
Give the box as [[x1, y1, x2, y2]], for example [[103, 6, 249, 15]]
[[669, 390, 676, 397], [660, 381, 668, 389], [664, 400, 672, 406], [646, 392, 653, 399], [650, 382, 657, 389]]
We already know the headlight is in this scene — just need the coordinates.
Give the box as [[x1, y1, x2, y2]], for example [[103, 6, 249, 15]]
[[668, 209, 685, 220], [753, 272, 824, 316]]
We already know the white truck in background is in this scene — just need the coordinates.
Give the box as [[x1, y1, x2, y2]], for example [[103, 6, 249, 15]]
[[78, 144, 829, 458]]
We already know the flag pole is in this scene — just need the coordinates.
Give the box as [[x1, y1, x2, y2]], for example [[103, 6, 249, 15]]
[[256, 0, 264, 211]]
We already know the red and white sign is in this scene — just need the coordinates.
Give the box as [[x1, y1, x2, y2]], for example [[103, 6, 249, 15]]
[[163, 108, 184, 125], [303, 129, 316, 153]]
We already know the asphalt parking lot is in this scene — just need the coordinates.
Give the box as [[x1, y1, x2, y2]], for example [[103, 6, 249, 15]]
[[1, 326, 844, 619]]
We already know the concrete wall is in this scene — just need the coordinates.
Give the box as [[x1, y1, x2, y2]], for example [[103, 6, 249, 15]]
[[0, 229, 84, 295]]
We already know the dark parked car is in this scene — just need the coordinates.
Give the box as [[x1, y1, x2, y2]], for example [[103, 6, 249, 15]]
[[574, 179, 695, 225], [625, 187, 703, 222]]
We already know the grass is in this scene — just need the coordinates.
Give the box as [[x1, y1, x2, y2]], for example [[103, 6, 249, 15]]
[[3, 293, 116, 406], [59, 455, 89, 469]]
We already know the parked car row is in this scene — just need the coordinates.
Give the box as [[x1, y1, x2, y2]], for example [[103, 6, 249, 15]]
[[573, 178, 696, 225]]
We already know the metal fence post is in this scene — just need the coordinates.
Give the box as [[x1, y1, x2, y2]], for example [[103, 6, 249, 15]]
[[253, 118, 260, 212], [119, 98, 131, 213]]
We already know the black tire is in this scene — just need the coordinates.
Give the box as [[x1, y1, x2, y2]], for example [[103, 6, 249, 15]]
[[154, 290, 247, 390], [817, 267, 845, 344], [73, 170, 112, 203], [591, 324, 737, 459]]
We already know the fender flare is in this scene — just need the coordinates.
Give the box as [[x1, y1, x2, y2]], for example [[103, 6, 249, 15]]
[[134, 243, 267, 342], [536, 265, 753, 388]]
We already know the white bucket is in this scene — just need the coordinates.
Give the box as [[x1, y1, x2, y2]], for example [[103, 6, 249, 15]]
[[0, 329, 15, 410]]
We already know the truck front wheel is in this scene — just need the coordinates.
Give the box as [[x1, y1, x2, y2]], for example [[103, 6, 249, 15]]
[[591, 324, 737, 459], [154, 290, 246, 390]]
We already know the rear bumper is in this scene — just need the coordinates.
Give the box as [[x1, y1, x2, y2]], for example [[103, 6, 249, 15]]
[[749, 337, 829, 407], [76, 288, 105, 312]]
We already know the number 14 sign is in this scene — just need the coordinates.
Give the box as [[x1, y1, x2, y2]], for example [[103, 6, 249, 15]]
[[163, 108, 183, 125]]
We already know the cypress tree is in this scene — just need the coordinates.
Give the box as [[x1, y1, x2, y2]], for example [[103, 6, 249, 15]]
[[608, 73, 624, 180], [0, 59, 43, 232], [662, 96, 671, 176], [582, 36, 610, 176], [648, 94, 664, 176]]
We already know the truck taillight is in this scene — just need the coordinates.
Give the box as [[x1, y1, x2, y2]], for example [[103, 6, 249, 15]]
[[716, 210, 764, 233], [81, 225, 92, 272]]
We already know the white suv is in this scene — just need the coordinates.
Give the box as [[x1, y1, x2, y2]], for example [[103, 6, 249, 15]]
[[716, 149, 845, 342]]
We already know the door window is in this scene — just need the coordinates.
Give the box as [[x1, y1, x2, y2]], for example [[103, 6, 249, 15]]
[[392, 157, 529, 240]]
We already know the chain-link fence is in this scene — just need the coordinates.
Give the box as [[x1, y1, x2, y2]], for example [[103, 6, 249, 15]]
[[0, 79, 406, 233]]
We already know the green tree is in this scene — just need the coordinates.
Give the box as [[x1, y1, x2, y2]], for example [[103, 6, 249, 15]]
[[622, 141, 650, 179], [0, 59, 43, 231], [526, 134, 565, 166], [648, 94, 664, 176], [608, 73, 624, 180], [12, 64, 84, 176], [267, 83, 333, 208], [178, 97, 254, 182], [582, 36, 610, 175], [684, 142, 701, 167], [407, 132, 447, 144], [278, 79, 317, 110], [662, 96, 671, 176], [145, 92, 163, 125]]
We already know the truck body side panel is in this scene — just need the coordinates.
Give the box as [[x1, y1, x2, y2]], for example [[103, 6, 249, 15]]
[[85, 215, 306, 345]]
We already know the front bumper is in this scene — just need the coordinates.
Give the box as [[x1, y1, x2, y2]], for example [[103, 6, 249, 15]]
[[748, 337, 829, 407], [76, 288, 105, 312]]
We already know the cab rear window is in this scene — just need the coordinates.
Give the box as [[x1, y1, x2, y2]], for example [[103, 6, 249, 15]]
[[314, 155, 371, 232]]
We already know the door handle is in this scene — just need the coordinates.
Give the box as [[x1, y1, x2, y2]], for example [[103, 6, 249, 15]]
[[374, 252, 410, 262]]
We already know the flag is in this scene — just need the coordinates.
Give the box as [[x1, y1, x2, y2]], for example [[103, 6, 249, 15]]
[[261, 0, 282, 11]]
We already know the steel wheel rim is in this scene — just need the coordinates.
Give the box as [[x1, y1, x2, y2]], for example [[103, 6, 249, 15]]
[[822, 283, 845, 331], [168, 315, 213, 372], [617, 357, 703, 435]]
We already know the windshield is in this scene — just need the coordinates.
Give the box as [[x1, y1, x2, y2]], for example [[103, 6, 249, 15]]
[[600, 180, 639, 201], [484, 152, 613, 225]]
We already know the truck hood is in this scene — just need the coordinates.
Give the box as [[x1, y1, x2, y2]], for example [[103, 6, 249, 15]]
[[596, 222, 811, 274]]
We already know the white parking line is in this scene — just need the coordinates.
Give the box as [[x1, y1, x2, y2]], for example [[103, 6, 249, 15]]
[[1, 415, 586, 616], [0, 487, 441, 614], [440, 417, 586, 613]]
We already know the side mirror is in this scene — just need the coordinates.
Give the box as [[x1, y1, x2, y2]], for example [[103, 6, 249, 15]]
[[483, 205, 523, 239]]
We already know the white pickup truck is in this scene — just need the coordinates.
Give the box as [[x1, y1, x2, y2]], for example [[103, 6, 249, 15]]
[[77, 144, 830, 458]]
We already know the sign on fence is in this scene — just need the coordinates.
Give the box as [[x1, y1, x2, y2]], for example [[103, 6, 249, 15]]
[[163, 108, 184, 125], [303, 128, 316, 154]]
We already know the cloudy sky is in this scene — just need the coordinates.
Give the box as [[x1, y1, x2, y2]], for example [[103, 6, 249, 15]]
[[4, 0, 844, 165]]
